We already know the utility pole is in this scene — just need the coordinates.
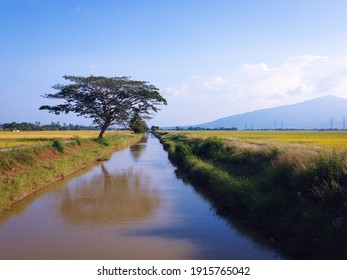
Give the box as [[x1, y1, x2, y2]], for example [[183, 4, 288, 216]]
[[343, 117, 346, 130], [330, 118, 334, 130]]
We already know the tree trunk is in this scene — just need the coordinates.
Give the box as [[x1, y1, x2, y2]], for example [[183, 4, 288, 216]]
[[98, 123, 108, 139]]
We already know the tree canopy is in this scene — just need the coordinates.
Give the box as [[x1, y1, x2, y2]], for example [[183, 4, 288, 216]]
[[40, 75, 167, 138]]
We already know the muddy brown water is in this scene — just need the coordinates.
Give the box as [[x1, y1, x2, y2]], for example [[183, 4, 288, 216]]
[[0, 134, 284, 259]]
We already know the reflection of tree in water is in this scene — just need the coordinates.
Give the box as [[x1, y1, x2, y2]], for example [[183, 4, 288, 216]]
[[60, 164, 160, 225], [129, 136, 147, 161]]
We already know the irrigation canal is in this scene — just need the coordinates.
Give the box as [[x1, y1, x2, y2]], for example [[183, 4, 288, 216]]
[[0, 134, 283, 259]]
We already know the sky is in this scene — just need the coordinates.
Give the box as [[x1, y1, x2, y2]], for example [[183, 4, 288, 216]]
[[1, 0, 347, 127]]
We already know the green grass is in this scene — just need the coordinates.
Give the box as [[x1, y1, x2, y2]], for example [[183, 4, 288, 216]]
[[157, 131, 347, 259], [52, 139, 65, 153], [0, 132, 143, 212]]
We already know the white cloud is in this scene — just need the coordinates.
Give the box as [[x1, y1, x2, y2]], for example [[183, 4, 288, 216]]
[[240, 63, 274, 73], [191, 55, 347, 101], [233, 55, 333, 100], [283, 55, 329, 66], [315, 69, 347, 93], [163, 85, 189, 96], [157, 55, 347, 126], [232, 55, 347, 109], [202, 75, 226, 90]]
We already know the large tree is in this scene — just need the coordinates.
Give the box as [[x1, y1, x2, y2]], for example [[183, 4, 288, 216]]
[[40, 75, 167, 138]]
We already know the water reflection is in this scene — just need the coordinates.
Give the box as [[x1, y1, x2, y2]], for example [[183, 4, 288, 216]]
[[0, 136, 284, 259], [60, 164, 161, 225], [129, 136, 147, 161]]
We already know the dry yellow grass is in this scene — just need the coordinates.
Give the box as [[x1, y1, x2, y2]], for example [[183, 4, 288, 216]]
[[166, 130, 347, 148], [0, 130, 131, 149]]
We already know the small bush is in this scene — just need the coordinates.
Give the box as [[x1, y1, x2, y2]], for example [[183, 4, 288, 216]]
[[194, 137, 225, 159], [52, 139, 64, 153], [313, 151, 346, 182], [74, 136, 82, 146], [95, 138, 109, 146]]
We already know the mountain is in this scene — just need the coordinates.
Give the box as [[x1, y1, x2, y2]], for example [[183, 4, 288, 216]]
[[183, 95, 347, 130]]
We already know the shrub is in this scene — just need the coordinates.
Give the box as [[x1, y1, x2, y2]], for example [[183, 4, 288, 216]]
[[52, 139, 64, 153], [193, 137, 225, 159], [129, 114, 148, 133], [74, 136, 82, 146], [95, 138, 109, 146]]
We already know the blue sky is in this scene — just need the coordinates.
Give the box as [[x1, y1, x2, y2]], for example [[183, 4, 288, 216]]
[[1, 0, 347, 127]]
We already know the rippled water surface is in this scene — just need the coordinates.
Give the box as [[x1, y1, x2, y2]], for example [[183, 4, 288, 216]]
[[0, 134, 283, 259]]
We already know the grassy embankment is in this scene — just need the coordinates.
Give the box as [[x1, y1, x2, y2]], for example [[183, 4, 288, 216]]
[[156, 131, 347, 259], [0, 131, 143, 212]]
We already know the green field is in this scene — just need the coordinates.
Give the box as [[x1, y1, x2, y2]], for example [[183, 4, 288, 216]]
[[0, 130, 129, 149], [166, 130, 347, 148]]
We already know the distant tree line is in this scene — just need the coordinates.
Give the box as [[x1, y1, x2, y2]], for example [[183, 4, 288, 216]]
[[0, 121, 99, 131], [169, 127, 346, 131], [172, 126, 238, 131]]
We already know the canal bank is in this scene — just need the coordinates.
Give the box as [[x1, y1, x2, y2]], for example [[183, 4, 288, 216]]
[[155, 131, 347, 259], [0, 133, 143, 212], [0, 134, 283, 259]]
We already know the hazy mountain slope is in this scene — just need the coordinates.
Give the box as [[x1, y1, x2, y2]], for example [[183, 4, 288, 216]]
[[188, 95, 347, 130]]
